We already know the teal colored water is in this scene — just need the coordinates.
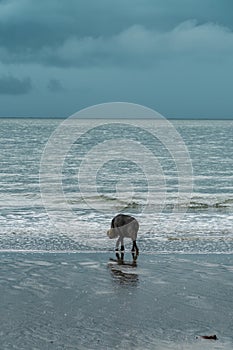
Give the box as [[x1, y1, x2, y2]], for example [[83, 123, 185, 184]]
[[0, 118, 232, 252]]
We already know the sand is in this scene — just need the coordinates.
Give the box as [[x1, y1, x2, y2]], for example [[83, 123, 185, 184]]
[[0, 252, 233, 349]]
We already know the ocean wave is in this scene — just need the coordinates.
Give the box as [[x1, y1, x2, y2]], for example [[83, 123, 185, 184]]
[[187, 198, 233, 211], [66, 194, 233, 211]]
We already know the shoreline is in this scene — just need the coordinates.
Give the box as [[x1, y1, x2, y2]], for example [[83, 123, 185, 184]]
[[1, 249, 233, 254]]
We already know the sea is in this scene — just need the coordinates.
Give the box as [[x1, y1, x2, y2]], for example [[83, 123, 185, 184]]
[[0, 118, 232, 253], [0, 118, 233, 349]]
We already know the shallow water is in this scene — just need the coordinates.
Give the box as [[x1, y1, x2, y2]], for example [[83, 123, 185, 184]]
[[1, 252, 233, 349]]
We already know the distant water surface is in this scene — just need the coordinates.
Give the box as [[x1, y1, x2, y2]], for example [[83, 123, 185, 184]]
[[0, 118, 232, 253]]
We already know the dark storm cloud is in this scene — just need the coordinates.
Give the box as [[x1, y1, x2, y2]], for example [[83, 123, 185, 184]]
[[3, 20, 233, 68], [0, 75, 32, 94], [0, 0, 233, 67], [0, 0, 232, 118], [1, 20, 233, 68], [47, 78, 64, 92]]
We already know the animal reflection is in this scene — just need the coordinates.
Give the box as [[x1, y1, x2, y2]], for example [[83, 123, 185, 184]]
[[108, 251, 139, 286]]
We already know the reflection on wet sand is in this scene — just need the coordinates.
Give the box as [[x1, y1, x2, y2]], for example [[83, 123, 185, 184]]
[[108, 251, 139, 286]]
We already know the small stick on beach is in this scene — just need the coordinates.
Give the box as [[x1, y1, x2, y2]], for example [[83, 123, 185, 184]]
[[197, 335, 218, 340]]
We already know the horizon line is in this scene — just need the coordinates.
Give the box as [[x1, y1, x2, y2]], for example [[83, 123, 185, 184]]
[[0, 116, 233, 120]]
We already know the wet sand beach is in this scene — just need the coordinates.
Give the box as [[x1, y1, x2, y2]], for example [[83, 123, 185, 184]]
[[1, 252, 233, 349]]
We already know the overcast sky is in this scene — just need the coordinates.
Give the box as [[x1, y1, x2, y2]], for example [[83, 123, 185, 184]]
[[0, 0, 233, 118]]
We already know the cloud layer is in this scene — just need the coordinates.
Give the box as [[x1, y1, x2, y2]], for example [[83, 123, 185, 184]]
[[0, 75, 32, 94], [1, 20, 233, 68], [0, 0, 232, 117], [0, 0, 233, 66]]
